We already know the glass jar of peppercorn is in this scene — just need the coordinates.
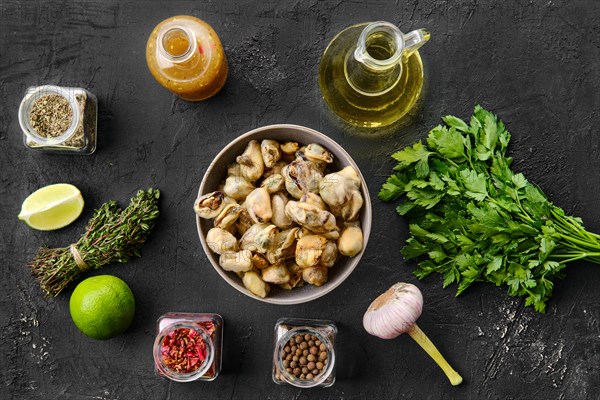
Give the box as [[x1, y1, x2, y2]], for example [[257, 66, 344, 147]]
[[153, 313, 223, 382], [272, 318, 337, 388]]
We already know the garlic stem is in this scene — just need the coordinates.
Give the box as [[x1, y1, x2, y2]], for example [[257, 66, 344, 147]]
[[408, 323, 463, 386]]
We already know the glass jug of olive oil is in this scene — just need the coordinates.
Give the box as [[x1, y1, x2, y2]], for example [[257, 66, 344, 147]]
[[319, 21, 430, 128]]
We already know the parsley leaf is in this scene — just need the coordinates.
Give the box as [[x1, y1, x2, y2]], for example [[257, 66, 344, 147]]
[[380, 105, 600, 313]]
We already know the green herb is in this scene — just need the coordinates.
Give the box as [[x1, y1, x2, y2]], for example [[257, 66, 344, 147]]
[[28, 188, 160, 297], [379, 106, 600, 313], [29, 94, 73, 138]]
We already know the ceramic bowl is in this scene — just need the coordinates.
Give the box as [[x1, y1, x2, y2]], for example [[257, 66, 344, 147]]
[[196, 124, 372, 304]]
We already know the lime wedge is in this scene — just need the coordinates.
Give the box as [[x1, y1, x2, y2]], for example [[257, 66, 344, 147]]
[[18, 183, 84, 231]]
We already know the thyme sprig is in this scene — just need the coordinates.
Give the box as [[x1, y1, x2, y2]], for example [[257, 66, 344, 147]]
[[28, 188, 160, 296], [380, 106, 600, 313]]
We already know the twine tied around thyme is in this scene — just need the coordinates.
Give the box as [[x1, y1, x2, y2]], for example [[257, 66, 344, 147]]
[[69, 244, 90, 272]]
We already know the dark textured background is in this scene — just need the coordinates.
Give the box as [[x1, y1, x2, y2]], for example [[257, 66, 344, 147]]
[[1, 1, 600, 399]]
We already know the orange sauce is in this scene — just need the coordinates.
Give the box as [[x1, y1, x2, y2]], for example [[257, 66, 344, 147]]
[[146, 16, 228, 101], [164, 30, 190, 57]]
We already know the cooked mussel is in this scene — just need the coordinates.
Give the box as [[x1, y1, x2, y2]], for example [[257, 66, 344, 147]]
[[304, 143, 333, 165], [206, 227, 238, 255], [254, 224, 278, 254], [282, 158, 323, 199], [235, 207, 253, 235], [194, 191, 226, 219], [266, 227, 300, 264], [302, 266, 328, 286], [245, 187, 273, 223], [219, 249, 253, 272], [295, 235, 327, 268], [251, 252, 270, 269], [227, 163, 242, 177], [224, 176, 255, 201], [280, 141, 299, 154], [271, 192, 292, 229], [236, 140, 264, 182], [330, 190, 363, 221], [338, 221, 364, 257], [319, 166, 360, 207], [285, 200, 336, 233], [261, 174, 285, 194], [214, 204, 243, 229], [261, 264, 291, 285], [242, 271, 270, 298], [261, 139, 281, 168], [240, 223, 270, 251], [320, 240, 338, 267], [287, 261, 304, 288], [300, 192, 327, 210]]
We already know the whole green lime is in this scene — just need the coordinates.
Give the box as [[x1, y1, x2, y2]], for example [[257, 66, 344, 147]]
[[69, 275, 135, 340]]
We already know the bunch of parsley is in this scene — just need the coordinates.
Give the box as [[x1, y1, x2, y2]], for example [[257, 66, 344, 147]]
[[379, 105, 600, 313]]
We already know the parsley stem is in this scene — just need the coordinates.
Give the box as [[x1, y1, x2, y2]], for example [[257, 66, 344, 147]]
[[551, 252, 600, 258], [556, 233, 600, 252], [551, 208, 600, 242], [550, 252, 600, 264]]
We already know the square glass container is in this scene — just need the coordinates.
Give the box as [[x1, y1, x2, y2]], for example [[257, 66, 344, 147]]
[[272, 318, 337, 388], [18, 85, 97, 154], [153, 312, 223, 382]]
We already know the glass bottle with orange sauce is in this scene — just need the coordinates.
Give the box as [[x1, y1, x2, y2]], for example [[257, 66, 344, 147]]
[[146, 16, 228, 101]]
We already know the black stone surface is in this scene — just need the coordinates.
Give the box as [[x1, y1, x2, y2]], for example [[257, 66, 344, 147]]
[[1, 1, 599, 399]]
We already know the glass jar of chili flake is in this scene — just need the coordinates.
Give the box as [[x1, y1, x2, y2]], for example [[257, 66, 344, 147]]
[[272, 318, 337, 388], [153, 313, 223, 382]]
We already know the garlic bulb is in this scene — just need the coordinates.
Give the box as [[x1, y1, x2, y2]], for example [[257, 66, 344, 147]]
[[363, 282, 463, 386], [363, 282, 422, 339]]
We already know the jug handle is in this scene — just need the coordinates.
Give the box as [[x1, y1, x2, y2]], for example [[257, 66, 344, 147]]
[[403, 28, 431, 58]]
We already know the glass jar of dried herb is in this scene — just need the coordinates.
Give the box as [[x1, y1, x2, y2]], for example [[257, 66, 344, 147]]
[[153, 313, 223, 382], [18, 85, 97, 154], [272, 318, 337, 388]]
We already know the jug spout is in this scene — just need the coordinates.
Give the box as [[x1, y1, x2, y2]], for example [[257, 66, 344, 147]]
[[354, 21, 430, 69]]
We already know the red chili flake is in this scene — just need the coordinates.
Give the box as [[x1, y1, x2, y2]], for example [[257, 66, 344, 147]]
[[201, 321, 215, 336], [161, 327, 207, 374]]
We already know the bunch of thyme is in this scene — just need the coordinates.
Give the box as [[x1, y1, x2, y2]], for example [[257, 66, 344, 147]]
[[28, 188, 160, 296]]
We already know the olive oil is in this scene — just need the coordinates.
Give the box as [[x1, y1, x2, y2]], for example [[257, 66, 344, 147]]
[[319, 22, 428, 128]]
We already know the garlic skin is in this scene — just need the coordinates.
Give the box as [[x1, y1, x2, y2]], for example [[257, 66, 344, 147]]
[[363, 282, 423, 339]]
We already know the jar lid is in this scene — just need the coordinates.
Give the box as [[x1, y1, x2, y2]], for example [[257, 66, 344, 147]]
[[18, 85, 81, 146]]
